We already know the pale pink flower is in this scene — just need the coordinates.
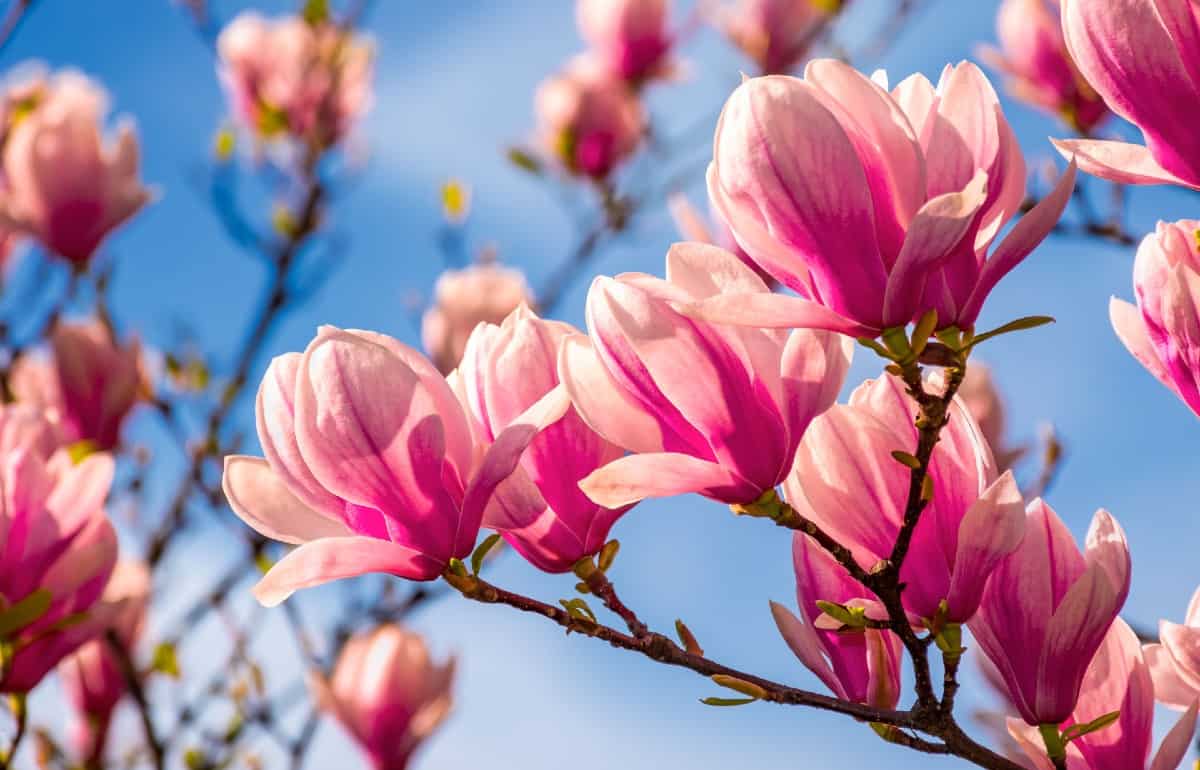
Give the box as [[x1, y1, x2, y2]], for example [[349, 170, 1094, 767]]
[[534, 63, 644, 179], [1144, 585, 1200, 711], [668, 193, 775, 286], [980, 0, 1109, 133], [1109, 219, 1200, 419], [968, 500, 1131, 726], [0, 70, 150, 266], [771, 532, 902, 708], [421, 264, 532, 375], [577, 0, 674, 84], [0, 405, 118, 694], [784, 374, 1025, 625], [1054, 0, 1200, 189], [1008, 619, 1198, 770], [456, 305, 631, 573], [714, 0, 843, 76], [223, 326, 570, 606], [564, 243, 852, 508], [10, 319, 147, 451], [217, 11, 373, 144], [310, 625, 454, 770], [59, 561, 152, 765], [695, 59, 1076, 337]]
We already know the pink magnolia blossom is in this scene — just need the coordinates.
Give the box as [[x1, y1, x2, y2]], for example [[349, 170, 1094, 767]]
[[10, 319, 147, 451], [310, 625, 454, 770], [217, 11, 373, 144], [714, 0, 843, 76], [770, 533, 902, 708], [421, 264, 532, 375], [0, 405, 118, 694], [980, 0, 1109, 134], [1144, 585, 1200, 710], [456, 305, 631, 573], [696, 59, 1076, 337], [1008, 619, 1198, 770], [784, 374, 1025, 625], [1054, 0, 1200, 189], [0, 70, 150, 266], [59, 561, 152, 765], [222, 326, 569, 606], [668, 193, 775, 286], [577, 0, 674, 85], [968, 499, 1131, 726], [564, 242, 852, 508], [534, 63, 644, 179], [1109, 219, 1200, 419]]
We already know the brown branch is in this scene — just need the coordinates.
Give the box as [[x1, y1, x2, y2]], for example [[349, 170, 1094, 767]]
[[0, 694, 25, 770], [105, 630, 165, 770], [0, 0, 32, 54]]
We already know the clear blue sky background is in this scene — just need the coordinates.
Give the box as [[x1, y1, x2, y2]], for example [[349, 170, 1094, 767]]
[[7, 1, 1200, 768]]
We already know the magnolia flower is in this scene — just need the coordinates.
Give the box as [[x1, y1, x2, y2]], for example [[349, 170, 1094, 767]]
[[1144, 584, 1200, 710], [771, 532, 902, 708], [564, 243, 851, 508], [223, 326, 569, 606], [0, 70, 150, 266], [968, 500, 1131, 726], [714, 0, 844, 75], [668, 193, 774, 286], [310, 625, 454, 770], [784, 374, 1025, 625], [1054, 0, 1200, 188], [59, 561, 152, 765], [694, 59, 1075, 337], [0, 405, 118, 694], [576, 0, 674, 84], [421, 264, 532, 374], [980, 0, 1109, 133], [456, 305, 632, 573], [217, 11, 374, 144], [10, 319, 147, 451], [1110, 219, 1200, 419], [1008, 619, 1198, 770], [534, 63, 644, 179]]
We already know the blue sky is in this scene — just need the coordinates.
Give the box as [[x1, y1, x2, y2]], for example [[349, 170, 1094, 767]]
[[7, 0, 1200, 768]]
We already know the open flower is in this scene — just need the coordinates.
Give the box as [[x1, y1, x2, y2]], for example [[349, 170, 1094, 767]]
[[695, 59, 1075, 337], [714, 0, 844, 76], [564, 243, 851, 508], [1144, 584, 1200, 711], [223, 326, 569, 606]]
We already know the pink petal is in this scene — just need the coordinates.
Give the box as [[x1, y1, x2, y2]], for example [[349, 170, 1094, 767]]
[[678, 292, 876, 336], [1051, 139, 1196, 189], [667, 194, 715, 244], [557, 334, 664, 454], [664, 240, 771, 298], [223, 455, 350, 545], [779, 328, 853, 440], [769, 600, 844, 699], [1144, 642, 1200, 709], [253, 536, 443, 607], [1110, 297, 1179, 395], [578, 452, 747, 508], [960, 159, 1077, 325], [945, 470, 1025, 621], [1160, 622, 1200, 691], [1149, 699, 1200, 770]]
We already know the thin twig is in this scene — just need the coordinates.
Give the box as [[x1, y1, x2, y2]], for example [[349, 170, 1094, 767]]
[[106, 630, 166, 770]]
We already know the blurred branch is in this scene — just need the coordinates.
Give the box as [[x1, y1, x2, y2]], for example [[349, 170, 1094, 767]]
[[0, 0, 32, 54], [106, 630, 166, 770]]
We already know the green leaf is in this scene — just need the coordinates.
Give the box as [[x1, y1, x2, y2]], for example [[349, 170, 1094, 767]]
[[700, 696, 757, 707], [1062, 710, 1120, 743], [598, 539, 620, 572], [470, 533, 502, 575], [968, 316, 1055, 348], [675, 619, 703, 656], [301, 0, 330, 24], [711, 675, 766, 699], [558, 598, 597, 623], [0, 590, 52, 638], [506, 147, 542, 175], [152, 641, 181, 678]]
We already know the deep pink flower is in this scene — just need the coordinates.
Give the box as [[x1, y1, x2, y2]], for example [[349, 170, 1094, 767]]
[[968, 500, 1131, 726], [534, 62, 644, 179], [1054, 0, 1200, 188], [310, 625, 454, 770], [577, 0, 674, 84], [1008, 619, 1198, 770], [565, 242, 851, 508], [980, 0, 1109, 133], [223, 326, 569, 606], [714, 0, 843, 76], [784, 374, 1025, 625], [1110, 219, 1200, 419], [10, 319, 147, 451], [456, 305, 631, 573], [0, 405, 118, 694], [420, 264, 531, 375], [59, 561, 152, 765], [771, 532, 902, 708], [218, 11, 373, 143], [0, 70, 151, 266], [695, 59, 1076, 337], [1144, 585, 1200, 710]]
